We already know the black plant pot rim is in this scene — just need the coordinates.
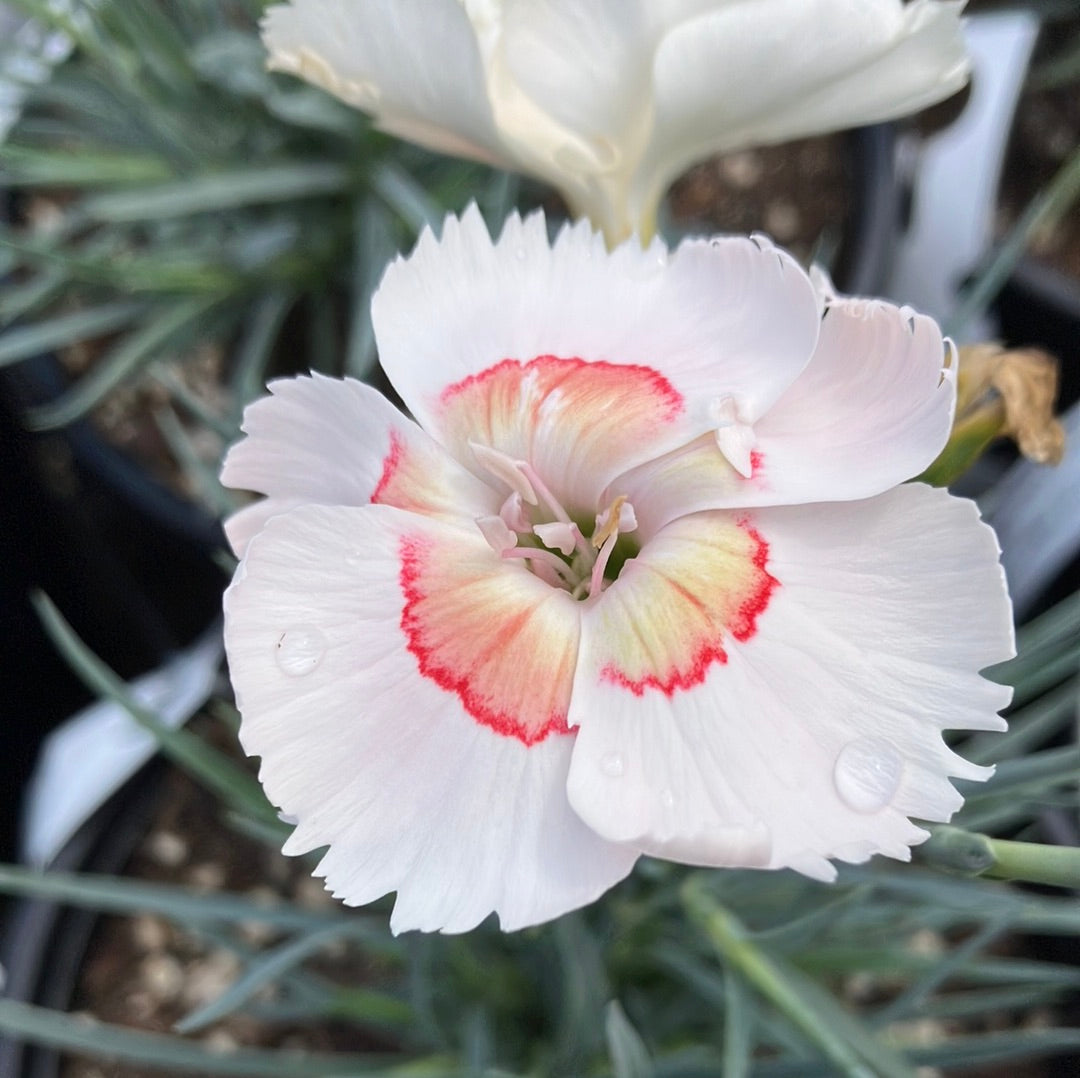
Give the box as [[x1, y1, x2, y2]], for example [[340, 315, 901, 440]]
[[0, 768, 163, 1078]]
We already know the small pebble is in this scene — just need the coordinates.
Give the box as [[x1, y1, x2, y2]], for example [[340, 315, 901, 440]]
[[720, 150, 764, 189], [182, 950, 241, 1007], [885, 1017, 946, 1048], [203, 1029, 239, 1054], [907, 929, 945, 957], [295, 874, 335, 910], [125, 991, 155, 1022], [764, 199, 801, 242], [239, 887, 282, 946], [131, 914, 169, 953], [1023, 1007, 1054, 1031], [841, 971, 877, 1003], [146, 830, 188, 868], [141, 953, 185, 1003], [188, 861, 226, 891]]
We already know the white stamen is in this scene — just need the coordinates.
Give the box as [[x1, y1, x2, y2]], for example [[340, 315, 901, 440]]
[[710, 395, 757, 478], [586, 531, 618, 599], [534, 521, 579, 556], [476, 515, 518, 553], [502, 545, 576, 586], [469, 442, 538, 504], [499, 491, 531, 532]]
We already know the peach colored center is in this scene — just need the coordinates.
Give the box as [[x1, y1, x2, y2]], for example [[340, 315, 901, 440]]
[[399, 535, 579, 745], [436, 355, 683, 487]]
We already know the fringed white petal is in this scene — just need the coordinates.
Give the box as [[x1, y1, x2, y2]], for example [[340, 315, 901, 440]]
[[567, 484, 1013, 879], [225, 503, 636, 933], [372, 209, 820, 487], [221, 374, 497, 556]]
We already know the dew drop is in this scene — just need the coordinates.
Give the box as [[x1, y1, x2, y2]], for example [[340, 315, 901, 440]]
[[275, 627, 326, 678], [515, 247, 526, 261], [833, 738, 903, 814], [599, 752, 624, 778], [660, 788, 676, 809]]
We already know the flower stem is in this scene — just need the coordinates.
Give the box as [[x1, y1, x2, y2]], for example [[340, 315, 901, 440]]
[[681, 877, 916, 1078], [920, 825, 1080, 889]]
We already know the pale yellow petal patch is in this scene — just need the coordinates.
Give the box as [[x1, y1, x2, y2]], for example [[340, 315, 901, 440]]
[[590, 513, 777, 698]]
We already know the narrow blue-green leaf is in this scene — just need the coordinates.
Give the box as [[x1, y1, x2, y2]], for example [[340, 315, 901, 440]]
[[965, 677, 1079, 765], [152, 405, 236, 519], [372, 160, 444, 232], [0, 863, 344, 932], [346, 197, 398, 379], [0, 145, 173, 186], [230, 290, 294, 415], [177, 925, 357, 1033], [0, 233, 237, 293], [947, 141, 1080, 337], [605, 1001, 654, 1078], [870, 915, 1011, 1026], [0, 267, 68, 326], [846, 866, 1080, 935], [752, 886, 874, 949], [1009, 647, 1080, 707], [722, 969, 753, 1078], [682, 879, 917, 1078], [1014, 589, 1080, 654], [82, 163, 352, 222], [0, 999, 445, 1076], [31, 592, 274, 823], [909, 1028, 1080, 1070], [915, 983, 1072, 1021], [328, 986, 415, 1029], [26, 295, 219, 428], [798, 948, 1080, 986], [0, 300, 148, 367]]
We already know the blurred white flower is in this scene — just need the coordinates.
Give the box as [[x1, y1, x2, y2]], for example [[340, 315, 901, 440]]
[[262, 0, 970, 241], [222, 209, 1013, 934]]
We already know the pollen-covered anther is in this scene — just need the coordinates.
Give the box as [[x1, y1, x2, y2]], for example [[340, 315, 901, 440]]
[[592, 495, 637, 550], [582, 494, 637, 600], [709, 395, 757, 478]]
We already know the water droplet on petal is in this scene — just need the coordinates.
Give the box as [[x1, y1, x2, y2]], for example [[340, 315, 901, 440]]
[[660, 788, 676, 809], [600, 752, 624, 778], [515, 247, 526, 261], [833, 738, 903, 813], [275, 627, 326, 677]]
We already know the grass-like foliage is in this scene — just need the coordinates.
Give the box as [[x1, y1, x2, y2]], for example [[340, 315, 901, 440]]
[[0, 0, 518, 477], [1, 1, 1078, 1075]]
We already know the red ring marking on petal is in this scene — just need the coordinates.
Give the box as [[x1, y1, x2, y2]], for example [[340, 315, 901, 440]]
[[440, 354, 684, 420], [435, 356, 684, 491], [370, 429, 404, 505], [599, 520, 778, 698], [399, 534, 576, 746]]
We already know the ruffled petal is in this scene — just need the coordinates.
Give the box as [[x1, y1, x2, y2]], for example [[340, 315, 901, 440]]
[[262, 0, 507, 166], [632, 0, 969, 217], [497, 0, 653, 165], [221, 374, 497, 556], [373, 208, 820, 483], [613, 297, 956, 534], [225, 503, 636, 933], [566, 484, 1013, 880]]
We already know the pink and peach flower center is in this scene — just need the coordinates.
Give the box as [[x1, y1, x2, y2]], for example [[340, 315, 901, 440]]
[[388, 355, 779, 743]]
